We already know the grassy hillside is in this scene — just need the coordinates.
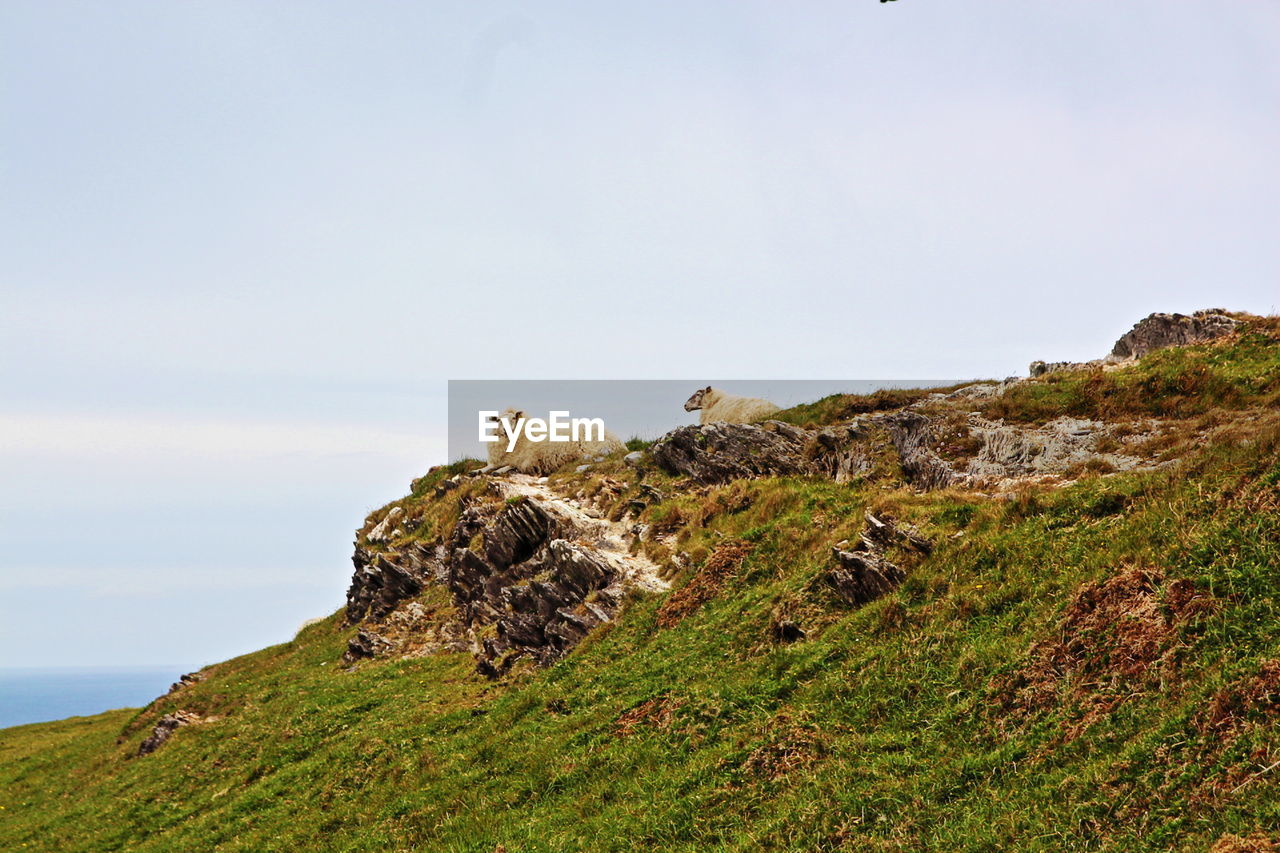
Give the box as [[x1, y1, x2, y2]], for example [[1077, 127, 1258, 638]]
[[3, 320, 1280, 852]]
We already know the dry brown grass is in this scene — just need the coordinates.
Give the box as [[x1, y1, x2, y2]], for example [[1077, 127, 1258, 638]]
[[1197, 660, 1280, 745], [995, 568, 1215, 731], [655, 540, 753, 629], [614, 695, 684, 738], [1210, 833, 1280, 852], [738, 714, 829, 782]]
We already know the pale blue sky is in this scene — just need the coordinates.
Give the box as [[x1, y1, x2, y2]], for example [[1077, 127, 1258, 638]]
[[2, 2, 1277, 668]]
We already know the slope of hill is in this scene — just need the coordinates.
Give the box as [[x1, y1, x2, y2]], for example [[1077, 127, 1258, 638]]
[[3, 312, 1279, 852]]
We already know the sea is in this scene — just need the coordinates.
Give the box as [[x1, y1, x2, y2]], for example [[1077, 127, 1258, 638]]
[[0, 667, 184, 729]]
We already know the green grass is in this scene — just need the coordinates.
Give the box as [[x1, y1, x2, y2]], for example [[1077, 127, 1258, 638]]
[[4, 324, 1280, 851], [982, 317, 1280, 424]]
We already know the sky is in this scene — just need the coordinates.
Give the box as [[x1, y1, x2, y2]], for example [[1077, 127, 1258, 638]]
[[2, 2, 1277, 669]]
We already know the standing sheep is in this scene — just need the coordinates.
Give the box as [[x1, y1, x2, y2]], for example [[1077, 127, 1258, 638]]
[[487, 408, 625, 475], [683, 387, 782, 425]]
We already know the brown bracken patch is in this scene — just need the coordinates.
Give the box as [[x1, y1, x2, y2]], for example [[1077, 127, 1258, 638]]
[[1197, 660, 1280, 743], [1210, 833, 1279, 853], [614, 695, 683, 738], [994, 567, 1214, 731], [739, 716, 828, 782], [655, 541, 753, 629]]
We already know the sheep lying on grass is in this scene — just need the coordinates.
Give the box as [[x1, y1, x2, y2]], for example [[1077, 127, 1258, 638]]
[[487, 408, 625, 475], [683, 386, 781, 425]]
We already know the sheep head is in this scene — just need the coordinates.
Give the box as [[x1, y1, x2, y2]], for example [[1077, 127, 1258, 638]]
[[684, 386, 713, 412]]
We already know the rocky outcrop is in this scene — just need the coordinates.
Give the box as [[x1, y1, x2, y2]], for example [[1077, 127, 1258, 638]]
[[1110, 310, 1240, 361], [650, 416, 959, 489], [646, 398, 1163, 493], [345, 541, 446, 623], [137, 710, 203, 756], [882, 411, 960, 491], [826, 513, 929, 607], [164, 671, 206, 696], [1026, 309, 1240, 377], [1029, 360, 1076, 378], [346, 478, 666, 676], [447, 497, 626, 676], [650, 422, 815, 484], [343, 628, 395, 662], [963, 416, 1152, 485]]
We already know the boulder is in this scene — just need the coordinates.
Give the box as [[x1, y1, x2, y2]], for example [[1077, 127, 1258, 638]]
[[1110, 310, 1240, 361], [649, 421, 815, 484], [137, 710, 203, 756], [345, 541, 445, 623]]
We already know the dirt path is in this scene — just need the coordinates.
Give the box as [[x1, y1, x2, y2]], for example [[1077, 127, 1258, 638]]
[[496, 473, 669, 594]]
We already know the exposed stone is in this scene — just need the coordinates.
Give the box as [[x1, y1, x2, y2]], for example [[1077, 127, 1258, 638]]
[[623, 451, 644, 466], [862, 511, 933, 555], [137, 710, 203, 756], [343, 629, 394, 663], [649, 422, 815, 484], [827, 547, 905, 607], [345, 541, 445, 623], [880, 411, 960, 491], [1110, 309, 1240, 361], [365, 506, 403, 543], [806, 422, 880, 483], [164, 671, 206, 696], [346, 480, 661, 677], [825, 513, 930, 608], [963, 415, 1151, 485], [1029, 360, 1076, 378]]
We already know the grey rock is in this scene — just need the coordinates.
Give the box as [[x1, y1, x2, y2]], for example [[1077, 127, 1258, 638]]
[[365, 506, 403, 543], [346, 491, 626, 677], [1029, 360, 1078, 378], [164, 671, 206, 696], [1110, 309, 1240, 361], [649, 421, 814, 484], [826, 513, 930, 609], [345, 541, 445, 623], [623, 451, 644, 466], [138, 710, 202, 756], [342, 629, 394, 663]]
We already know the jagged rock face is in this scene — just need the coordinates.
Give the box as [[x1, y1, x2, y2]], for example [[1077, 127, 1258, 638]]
[[650, 414, 963, 491], [137, 710, 202, 756], [348, 492, 629, 676], [649, 422, 815, 483], [343, 629, 394, 662], [828, 548, 905, 607], [345, 541, 446, 623], [1110, 310, 1240, 361], [964, 416, 1150, 484], [880, 411, 960, 491], [825, 513, 926, 607], [450, 500, 620, 676], [647, 400, 1164, 493], [164, 671, 206, 696], [1029, 360, 1075, 378]]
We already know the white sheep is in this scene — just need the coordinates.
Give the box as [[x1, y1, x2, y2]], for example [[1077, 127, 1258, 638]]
[[487, 408, 625, 475], [683, 386, 782, 425], [294, 615, 327, 638]]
